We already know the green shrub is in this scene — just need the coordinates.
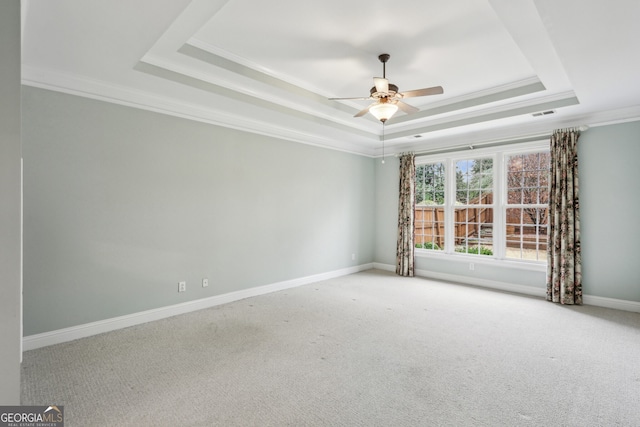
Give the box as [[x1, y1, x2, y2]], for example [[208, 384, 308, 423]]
[[455, 246, 493, 256], [415, 242, 440, 250]]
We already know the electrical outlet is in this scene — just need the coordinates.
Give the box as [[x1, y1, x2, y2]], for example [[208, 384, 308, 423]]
[[469, 263, 474, 271], [202, 278, 209, 288], [178, 281, 186, 292], [351, 253, 356, 260]]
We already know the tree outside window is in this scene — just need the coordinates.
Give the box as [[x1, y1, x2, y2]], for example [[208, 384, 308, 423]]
[[505, 152, 550, 261]]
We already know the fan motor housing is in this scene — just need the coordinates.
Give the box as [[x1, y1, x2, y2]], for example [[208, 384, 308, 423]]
[[370, 83, 398, 97]]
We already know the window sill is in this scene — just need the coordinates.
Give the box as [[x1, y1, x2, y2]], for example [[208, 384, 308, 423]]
[[415, 249, 547, 272]]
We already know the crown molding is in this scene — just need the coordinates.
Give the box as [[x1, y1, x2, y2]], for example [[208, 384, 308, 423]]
[[21, 65, 378, 156], [22, 64, 640, 161]]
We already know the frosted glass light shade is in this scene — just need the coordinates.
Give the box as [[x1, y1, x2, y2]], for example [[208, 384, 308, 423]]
[[369, 102, 398, 122]]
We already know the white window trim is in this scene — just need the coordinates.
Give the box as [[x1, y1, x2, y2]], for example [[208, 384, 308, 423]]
[[415, 140, 549, 272]]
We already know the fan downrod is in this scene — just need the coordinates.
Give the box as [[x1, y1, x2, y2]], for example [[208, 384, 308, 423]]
[[378, 54, 390, 78]]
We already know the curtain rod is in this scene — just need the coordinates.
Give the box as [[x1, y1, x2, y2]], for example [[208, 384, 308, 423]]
[[407, 134, 549, 157], [402, 126, 588, 158]]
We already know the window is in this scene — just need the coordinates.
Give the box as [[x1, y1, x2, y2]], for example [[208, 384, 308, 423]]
[[414, 142, 549, 266], [455, 157, 494, 256], [415, 162, 445, 251], [505, 152, 550, 261]]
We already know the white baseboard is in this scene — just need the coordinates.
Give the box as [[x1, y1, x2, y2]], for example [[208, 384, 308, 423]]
[[23, 262, 640, 351], [23, 263, 373, 351], [582, 294, 640, 313], [373, 262, 640, 313], [414, 268, 546, 298], [372, 262, 395, 273]]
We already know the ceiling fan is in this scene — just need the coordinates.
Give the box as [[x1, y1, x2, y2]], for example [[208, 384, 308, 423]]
[[329, 53, 444, 123]]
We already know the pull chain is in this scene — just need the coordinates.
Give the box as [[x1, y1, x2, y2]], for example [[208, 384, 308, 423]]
[[381, 122, 385, 164]]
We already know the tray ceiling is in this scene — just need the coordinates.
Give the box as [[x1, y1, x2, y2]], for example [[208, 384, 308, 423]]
[[21, 0, 640, 156]]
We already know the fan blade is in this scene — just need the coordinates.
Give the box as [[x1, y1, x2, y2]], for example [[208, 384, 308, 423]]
[[401, 86, 444, 98], [396, 101, 419, 115], [354, 104, 372, 118], [328, 96, 372, 101], [373, 77, 389, 94]]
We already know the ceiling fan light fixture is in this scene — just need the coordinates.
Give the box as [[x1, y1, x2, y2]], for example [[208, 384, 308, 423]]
[[369, 102, 398, 123], [329, 53, 443, 122]]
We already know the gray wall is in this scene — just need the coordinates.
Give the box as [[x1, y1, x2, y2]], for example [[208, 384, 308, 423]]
[[374, 122, 640, 302], [22, 87, 375, 336], [374, 156, 400, 267], [579, 121, 640, 302], [0, 0, 22, 405], [20, 85, 640, 339]]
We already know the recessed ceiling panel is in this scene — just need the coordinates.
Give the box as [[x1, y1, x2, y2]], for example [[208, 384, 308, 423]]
[[192, 0, 536, 103]]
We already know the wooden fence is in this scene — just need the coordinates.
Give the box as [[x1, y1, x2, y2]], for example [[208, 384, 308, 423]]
[[415, 206, 493, 247], [414, 193, 547, 249]]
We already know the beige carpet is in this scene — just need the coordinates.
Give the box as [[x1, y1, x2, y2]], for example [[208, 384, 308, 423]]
[[21, 270, 640, 426]]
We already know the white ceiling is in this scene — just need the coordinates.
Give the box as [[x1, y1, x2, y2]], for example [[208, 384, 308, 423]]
[[21, 0, 640, 156]]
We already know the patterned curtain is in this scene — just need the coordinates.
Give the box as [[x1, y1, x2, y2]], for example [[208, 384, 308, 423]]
[[396, 153, 416, 277], [546, 129, 582, 304]]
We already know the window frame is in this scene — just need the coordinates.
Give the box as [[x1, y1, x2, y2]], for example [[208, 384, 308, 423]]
[[414, 140, 549, 272], [452, 155, 495, 256], [503, 150, 550, 262], [414, 161, 446, 251]]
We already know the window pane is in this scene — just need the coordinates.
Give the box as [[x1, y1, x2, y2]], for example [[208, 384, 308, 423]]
[[480, 173, 493, 189], [507, 171, 523, 189], [539, 187, 549, 204], [537, 170, 544, 187], [457, 157, 493, 205], [539, 152, 551, 170], [508, 154, 523, 171], [415, 206, 445, 251], [454, 207, 493, 256], [523, 173, 539, 188], [505, 207, 548, 261], [416, 163, 445, 206], [415, 163, 445, 251], [521, 187, 539, 205], [508, 189, 522, 204]]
